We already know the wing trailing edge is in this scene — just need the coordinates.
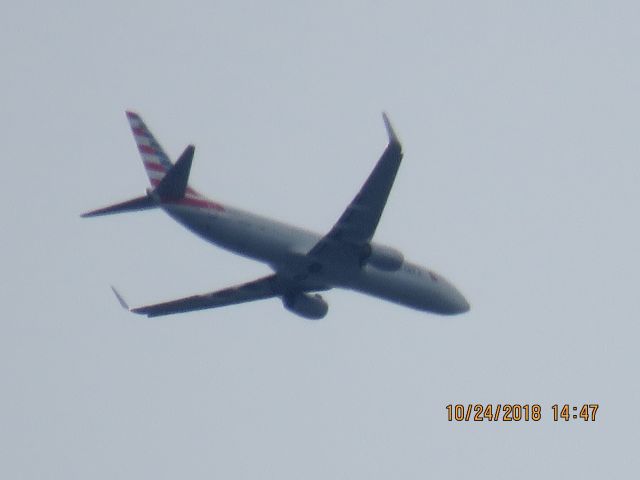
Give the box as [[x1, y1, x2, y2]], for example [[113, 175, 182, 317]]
[[126, 275, 282, 317], [113, 274, 330, 318]]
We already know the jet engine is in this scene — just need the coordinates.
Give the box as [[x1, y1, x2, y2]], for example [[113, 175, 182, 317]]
[[282, 292, 328, 320], [362, 244, 404, 271]]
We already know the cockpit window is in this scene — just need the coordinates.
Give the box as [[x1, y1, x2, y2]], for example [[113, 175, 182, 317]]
[[428, 271, 439, 282]]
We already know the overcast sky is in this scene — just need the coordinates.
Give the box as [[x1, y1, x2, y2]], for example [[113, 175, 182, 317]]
[[2, 1, 639, 478]]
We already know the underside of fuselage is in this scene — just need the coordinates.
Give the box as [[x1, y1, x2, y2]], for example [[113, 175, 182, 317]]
[[162, 203, 469, 315], [163, 204, 319, 267]]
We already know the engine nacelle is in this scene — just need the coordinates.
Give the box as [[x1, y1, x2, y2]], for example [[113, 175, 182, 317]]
[[282, 293, 328, 320], [364, 244, 404, 271]]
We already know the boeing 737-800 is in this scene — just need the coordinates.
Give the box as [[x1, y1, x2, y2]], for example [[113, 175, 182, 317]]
[[83, 112, 469, 319]]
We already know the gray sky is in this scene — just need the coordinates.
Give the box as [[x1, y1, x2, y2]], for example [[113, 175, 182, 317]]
[[2, 1, 639, 478]]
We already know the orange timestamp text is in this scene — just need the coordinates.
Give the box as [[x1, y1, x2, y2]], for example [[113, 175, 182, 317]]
[[446, 404, 599, 422]]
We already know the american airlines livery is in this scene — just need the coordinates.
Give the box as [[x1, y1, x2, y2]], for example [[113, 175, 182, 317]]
[[83, 112, 469, 319]]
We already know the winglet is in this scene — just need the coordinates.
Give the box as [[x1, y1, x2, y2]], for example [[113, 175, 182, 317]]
[[382, 112, 401, 147], [111, 286, 130, 311]]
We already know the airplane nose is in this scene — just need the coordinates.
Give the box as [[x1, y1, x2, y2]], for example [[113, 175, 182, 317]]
[[453, 293, 470, 314], [440, 283, 470, 315]]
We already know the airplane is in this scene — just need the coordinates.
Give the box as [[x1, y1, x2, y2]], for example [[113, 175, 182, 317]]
[[82, 111, 470, 319]]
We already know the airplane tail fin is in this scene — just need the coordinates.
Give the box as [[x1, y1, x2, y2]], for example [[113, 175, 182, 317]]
[[82, 111, 224, 218], [153, 145, 194, 201], [125, 111, 174, 187]]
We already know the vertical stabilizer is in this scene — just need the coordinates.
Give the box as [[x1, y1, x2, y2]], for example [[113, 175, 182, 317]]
[[126, 111, 174, 186], [82, 111, 226, 216], [154, 145, 194, 201]]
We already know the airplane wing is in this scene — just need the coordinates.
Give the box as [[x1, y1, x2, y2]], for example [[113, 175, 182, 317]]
[[308, 113, 403, 263], [120, 274, 285, 317]]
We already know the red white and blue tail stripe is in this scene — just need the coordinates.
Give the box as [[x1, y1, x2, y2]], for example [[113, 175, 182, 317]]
[[82, 111, 225, 217], [128, 111, 224, 211], [126, 111, 174, 187]]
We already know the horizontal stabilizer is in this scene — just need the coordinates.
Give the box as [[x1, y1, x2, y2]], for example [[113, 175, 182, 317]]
[[81, 194, 156, 218]]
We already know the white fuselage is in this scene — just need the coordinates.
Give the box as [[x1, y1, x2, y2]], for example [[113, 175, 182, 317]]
[[164, 203, 469, 315]]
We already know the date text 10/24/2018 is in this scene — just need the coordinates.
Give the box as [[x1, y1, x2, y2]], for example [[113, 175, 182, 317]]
[[446, 404, 599, 422]]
